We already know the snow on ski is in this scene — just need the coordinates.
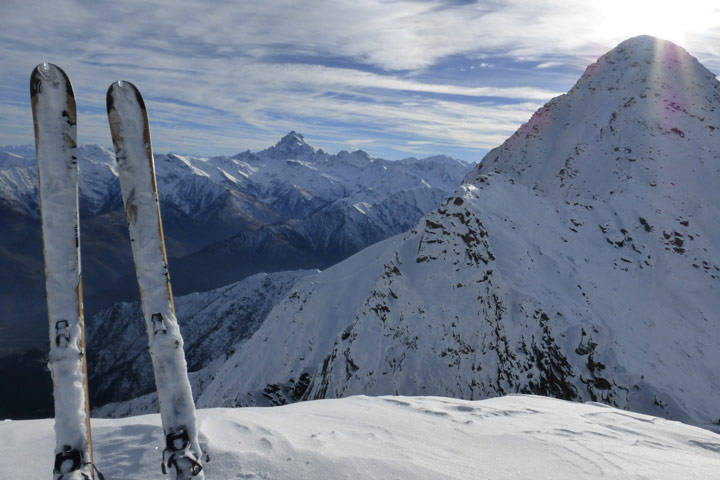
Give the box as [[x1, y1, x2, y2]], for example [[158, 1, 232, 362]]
[[106, 80, 204, 479], [31, 62, 96, 480]]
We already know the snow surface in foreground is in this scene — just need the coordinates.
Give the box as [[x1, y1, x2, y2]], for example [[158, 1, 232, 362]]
[[2, 395, 719, 479]]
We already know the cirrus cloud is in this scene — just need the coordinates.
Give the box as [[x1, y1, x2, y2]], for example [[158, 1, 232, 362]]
[[1, 0, 718, 160]]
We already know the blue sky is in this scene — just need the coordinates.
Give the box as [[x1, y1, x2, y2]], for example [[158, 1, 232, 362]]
[[2, 0, 719, 162]]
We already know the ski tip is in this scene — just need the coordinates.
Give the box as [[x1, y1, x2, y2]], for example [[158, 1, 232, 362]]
[[106, 80, 146, 114], [30, 62, 73, 99]]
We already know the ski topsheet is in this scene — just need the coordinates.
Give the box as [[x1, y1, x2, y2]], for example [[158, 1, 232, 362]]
[[106, 81, 204, 479], [31, 63, 95, 480]]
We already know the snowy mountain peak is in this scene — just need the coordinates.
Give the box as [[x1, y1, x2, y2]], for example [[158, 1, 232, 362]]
[[263, 131, 317, 159], [577, 34, 711, 92], [77, 144, 115, 163], [468, 35, 720, 200], [599, 34, 689, 67]]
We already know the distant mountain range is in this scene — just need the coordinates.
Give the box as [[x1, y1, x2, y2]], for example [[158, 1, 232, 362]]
[[0, 134, 471, 355], [90, 36, 720, 433]]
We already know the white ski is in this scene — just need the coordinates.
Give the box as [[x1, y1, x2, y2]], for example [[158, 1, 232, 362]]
[[106, 80, 204, 479], [31, 62, 96, 480]]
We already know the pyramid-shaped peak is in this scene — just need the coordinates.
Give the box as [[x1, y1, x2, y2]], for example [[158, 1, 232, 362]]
[[608, 35, 698, 57], [275, 131, 315, 153], [469, 35, 720, 198], [263, 131, 316, 159], [279, 131, 308, 147]]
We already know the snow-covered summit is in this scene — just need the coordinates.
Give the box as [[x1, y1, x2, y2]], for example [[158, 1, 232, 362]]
[[260, 130, 318, 159], [470, 35, 720, 199]]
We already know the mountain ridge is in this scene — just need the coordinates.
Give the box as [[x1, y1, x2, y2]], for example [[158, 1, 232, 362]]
[[471, 35, 720, 197]]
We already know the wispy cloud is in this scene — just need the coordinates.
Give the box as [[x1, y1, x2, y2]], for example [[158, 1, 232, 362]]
[[1, 0, 719, 160]]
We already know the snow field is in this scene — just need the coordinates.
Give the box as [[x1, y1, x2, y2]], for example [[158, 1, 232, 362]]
[[2, 395, 720, 479]]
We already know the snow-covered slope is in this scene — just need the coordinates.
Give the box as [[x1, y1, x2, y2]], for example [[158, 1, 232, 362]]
[[2, 395, 719, 479], [87, 270, 312, 408], [191, 36, 720, 431]]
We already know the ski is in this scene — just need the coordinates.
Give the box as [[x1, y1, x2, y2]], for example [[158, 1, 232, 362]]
[[106, 80, 204, 479], [31, 63, 96, 480]]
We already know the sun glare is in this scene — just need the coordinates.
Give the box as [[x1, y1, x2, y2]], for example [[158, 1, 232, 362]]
[[593, 1, 719, 46]]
